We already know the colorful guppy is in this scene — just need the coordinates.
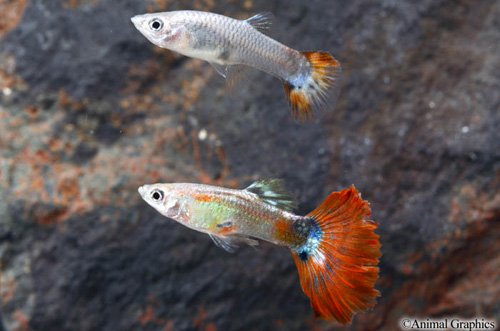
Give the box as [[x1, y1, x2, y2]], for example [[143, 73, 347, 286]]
[[138, 180, 380, 324]]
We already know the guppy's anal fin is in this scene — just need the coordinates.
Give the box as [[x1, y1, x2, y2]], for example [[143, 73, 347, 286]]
[[209, 233, 238, 252], [209, 233, 259, 253], [245, 179, 297, 212], [244, 12, 274, 34]]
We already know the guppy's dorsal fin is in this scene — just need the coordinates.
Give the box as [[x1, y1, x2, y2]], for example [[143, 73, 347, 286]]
[[245, 179, 298, 212], [209, 233, 259, 253], [245, 12, 274, 34]]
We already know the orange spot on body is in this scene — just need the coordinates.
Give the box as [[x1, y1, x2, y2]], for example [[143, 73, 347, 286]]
[[216, 223, 235, 236], [274, 218, 293, 242], [192, 192, 217, 203]]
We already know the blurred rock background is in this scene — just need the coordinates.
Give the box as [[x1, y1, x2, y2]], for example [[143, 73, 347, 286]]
[[0, 0, 499, 330]]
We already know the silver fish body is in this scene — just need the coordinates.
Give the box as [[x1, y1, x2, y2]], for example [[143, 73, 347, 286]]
[[131, 11, 306, 80], [131, 10, 342, 121]]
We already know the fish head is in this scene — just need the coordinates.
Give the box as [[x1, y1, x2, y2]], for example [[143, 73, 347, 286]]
[[131, 12, 191, 51], [138, 183, 192, 224]]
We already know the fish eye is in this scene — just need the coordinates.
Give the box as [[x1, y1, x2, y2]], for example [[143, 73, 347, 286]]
[[151, 189, 164, 202], [149, 18, 163, 31]]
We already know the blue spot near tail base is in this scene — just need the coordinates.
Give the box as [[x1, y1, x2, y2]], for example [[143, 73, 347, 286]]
[[295, 217, 323, 262]]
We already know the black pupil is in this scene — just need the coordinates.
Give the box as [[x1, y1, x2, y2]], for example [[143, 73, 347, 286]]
[[152, 21, 161, 30], [152, 191, 161, 200]]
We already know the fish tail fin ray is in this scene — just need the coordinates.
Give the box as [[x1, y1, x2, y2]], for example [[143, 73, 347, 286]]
[[283, 51, 342, 122], [291, 185, 381, 324]]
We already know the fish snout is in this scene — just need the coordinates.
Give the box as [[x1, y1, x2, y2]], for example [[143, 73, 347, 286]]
[[130, 15, 143, 28], [138, 185, 146, 197]]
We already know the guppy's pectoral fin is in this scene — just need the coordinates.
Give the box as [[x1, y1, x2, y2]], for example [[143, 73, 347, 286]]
[[245, 179, 298, 212], [210, 63, 248, 89], [209, 233, 259, 253], [244, 12, 274, 34]]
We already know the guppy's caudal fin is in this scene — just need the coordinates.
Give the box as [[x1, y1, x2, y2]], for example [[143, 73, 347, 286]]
[[291, 185, 381, 324], [283, 51, 342, 122]]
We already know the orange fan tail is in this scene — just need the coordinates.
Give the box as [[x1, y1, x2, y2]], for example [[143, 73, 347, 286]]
[[291, 185, 381, 324], [283, 51, 342, 121]]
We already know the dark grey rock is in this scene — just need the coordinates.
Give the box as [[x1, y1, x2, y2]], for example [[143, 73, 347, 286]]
[[1, 0, 499, 330]]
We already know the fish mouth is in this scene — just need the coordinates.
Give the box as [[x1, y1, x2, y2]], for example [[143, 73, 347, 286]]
[[137, 185, 145, 196]]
